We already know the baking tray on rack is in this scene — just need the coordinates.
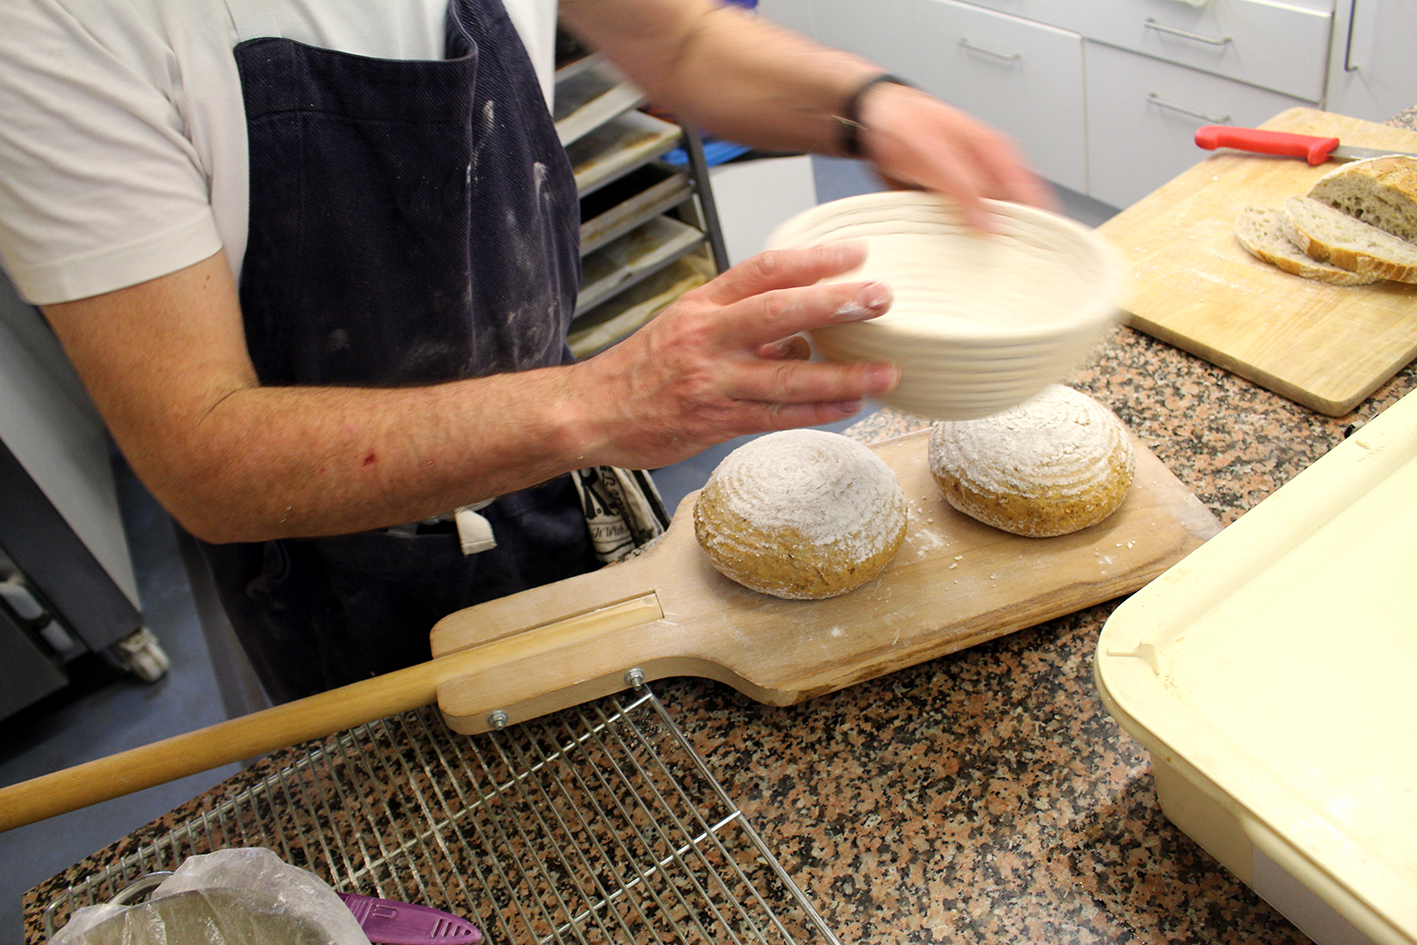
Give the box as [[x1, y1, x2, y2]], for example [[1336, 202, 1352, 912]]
[[554, 57, 644, 148], [568, 111, 682, 198], [37, 688, 839, 945]]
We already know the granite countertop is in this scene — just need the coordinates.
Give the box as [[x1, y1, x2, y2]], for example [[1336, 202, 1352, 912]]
[[23, 109, 1417, 944], [660, 334, 1415, 945]]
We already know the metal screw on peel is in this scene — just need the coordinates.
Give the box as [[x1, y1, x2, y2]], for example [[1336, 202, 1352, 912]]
[[624, 668, 646, 689], [487, 710, 509, 730]]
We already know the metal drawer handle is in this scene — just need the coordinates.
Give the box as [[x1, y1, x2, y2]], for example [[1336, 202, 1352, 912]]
[[1343, 0, 1360, 72], [958, 37, 1021, 62], [1146, 93, 1231, 124], [1143, 17, 1233, 46]]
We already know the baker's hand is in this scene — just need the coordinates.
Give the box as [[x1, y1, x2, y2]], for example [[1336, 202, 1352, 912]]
[[569, 241, 899, 471], [857, 81, 1055, 231]]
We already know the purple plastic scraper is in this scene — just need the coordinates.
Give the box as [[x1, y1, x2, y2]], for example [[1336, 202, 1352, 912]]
[[337, 892, 483, 944]]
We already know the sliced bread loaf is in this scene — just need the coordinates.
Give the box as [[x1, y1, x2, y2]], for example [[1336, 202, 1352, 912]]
[[1281, 195, 1417, 283], [1307, 155, 1417, 242], [1233, 205, 1380, 286]]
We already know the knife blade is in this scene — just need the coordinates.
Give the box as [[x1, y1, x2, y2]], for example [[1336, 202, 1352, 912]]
[[1195, 125, 1417, 165]]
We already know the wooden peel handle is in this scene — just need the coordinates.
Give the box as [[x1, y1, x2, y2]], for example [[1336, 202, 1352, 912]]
[[0, 596, 664, 832], [0, 658, 445, 833]]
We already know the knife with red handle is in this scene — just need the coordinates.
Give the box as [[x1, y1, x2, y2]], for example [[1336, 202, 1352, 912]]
[[1195, 125, 1417, 164]]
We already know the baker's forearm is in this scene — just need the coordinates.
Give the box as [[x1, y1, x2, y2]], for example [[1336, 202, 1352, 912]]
[[164, 367, 587, 544], [171, 244, 900, 543], [562, 0, 1054, 228], [560, 0, 879, 156], [43, 245, 898, 547], [41, 253, 590, 545]]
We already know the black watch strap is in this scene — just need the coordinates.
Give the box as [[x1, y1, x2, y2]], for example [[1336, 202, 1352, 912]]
[[837, 73, 913, 158]]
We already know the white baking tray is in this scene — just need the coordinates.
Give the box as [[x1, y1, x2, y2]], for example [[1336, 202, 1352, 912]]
[[1096, 389, 1417, 945]]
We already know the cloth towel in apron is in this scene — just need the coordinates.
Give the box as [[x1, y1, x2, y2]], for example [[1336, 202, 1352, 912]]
[[200, 0, 615, 704]]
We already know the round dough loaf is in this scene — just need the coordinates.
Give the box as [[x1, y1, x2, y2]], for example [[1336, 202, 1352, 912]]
[[694, 430, 907, 600], [927, 385, 1135, 537]]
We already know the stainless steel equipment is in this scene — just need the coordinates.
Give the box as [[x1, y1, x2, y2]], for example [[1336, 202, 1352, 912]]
[[0, 273, 167, 720]]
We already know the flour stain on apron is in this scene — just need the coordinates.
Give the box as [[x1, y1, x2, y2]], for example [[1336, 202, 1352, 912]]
[[497, 158, 566, 365], [471, 99, 496, 186]]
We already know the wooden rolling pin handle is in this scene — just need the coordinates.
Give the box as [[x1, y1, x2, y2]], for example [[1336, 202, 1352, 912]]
[[0, 596, 664, 833], [0, 661, 444, 833]]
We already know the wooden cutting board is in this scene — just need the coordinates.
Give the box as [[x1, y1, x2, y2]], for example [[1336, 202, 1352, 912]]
[[1097, 107, 1417, 417], [430, 429, 1220, 733]]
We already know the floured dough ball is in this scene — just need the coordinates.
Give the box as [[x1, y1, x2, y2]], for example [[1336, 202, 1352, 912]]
[[694, 430, 907, 600], [928, 385, 1135, 537]]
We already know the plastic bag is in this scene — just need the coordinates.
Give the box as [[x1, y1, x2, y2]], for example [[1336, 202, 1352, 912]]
[[51, 847, 371, 945]]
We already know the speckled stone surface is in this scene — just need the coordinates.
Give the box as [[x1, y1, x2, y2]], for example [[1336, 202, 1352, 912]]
[[23, 109, 1417, 944], [652, 332, 1416, 945]]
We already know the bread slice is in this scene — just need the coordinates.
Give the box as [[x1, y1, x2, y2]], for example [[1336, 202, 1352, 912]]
[[1281, 195, 1417, 283], [1233, 205, 1380, 286], [1307, 155, 1417, 243]]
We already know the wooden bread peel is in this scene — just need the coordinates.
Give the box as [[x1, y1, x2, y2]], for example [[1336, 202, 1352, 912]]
[[431, 428, 1219, 732], [0, 429, 1219, 831]]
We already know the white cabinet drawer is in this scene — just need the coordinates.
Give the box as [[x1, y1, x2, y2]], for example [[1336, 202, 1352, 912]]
[[912, 0, 1087, 193], [1325, 0, 1417, 124], [810, 0, 918, 75], [1059, 0, 1331, 102], [920, 0, 1072, 30], [1084, 40, 1309, 209]]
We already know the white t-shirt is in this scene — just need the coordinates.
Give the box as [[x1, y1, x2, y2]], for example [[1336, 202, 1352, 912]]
[[0, 0, 557, 305]]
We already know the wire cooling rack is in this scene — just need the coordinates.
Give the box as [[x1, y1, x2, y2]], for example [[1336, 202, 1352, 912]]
[[41, 686, 839, 945]]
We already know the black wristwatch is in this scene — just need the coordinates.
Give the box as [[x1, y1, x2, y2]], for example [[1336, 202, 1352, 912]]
[[837, 73, 913, 158]]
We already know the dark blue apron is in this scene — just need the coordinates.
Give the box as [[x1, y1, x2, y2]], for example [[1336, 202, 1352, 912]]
[[200, 0, 600, 704]]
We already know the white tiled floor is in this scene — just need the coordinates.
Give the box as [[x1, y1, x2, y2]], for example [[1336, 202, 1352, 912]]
[[0, 156, 1117, 943]]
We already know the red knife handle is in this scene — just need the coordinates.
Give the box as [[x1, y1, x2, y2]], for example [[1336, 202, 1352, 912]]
[[1195, 126, 1339, 165]]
